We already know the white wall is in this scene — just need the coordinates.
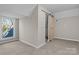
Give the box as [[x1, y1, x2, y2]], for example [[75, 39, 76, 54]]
[[15, 19, 19, 40], [19, 5, 50, 48], [19, 6, 38, 48], [37, 5, 48, 47], [55, 8, 79, 41]]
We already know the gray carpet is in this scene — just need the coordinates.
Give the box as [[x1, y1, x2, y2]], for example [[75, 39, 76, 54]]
[[0, 39, 79, 55]]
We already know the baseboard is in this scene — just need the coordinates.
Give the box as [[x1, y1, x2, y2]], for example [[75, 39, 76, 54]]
[[20, 39, 38, 48], [36, 42, 46, 48], [55, 37, 79, 42], [0, 39, 19, 44], [20, 39, 46, 48]]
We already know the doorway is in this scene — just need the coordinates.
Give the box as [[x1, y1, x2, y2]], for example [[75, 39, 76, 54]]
[[45, 14, 56, 42]]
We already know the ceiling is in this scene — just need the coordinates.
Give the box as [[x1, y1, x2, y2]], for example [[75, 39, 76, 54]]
[[0, 4, 36, 18], [41, 4, 79, 13], [0, 4, 79, 18]]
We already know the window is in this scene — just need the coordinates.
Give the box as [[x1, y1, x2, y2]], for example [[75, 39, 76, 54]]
[[0, 16, 15, 40]]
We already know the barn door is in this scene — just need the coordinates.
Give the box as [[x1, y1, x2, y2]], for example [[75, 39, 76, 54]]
[[48, 15, 56, 41]]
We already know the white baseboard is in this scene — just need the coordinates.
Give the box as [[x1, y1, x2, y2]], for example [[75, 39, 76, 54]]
[[20, 39, 46, 48], [36, 42, 46, 48], [55, 37, 79, 42], [0, 39, 18, 44], [20, 39, 38, 48]]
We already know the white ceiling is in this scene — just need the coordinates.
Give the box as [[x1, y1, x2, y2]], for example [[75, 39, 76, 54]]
[[41, 4, 79, 13], [0, 4, 79, 18], [0, 4, 36, 18]]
